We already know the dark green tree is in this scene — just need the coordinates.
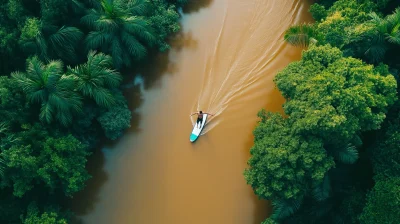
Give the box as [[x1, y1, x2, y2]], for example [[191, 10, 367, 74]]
[[244, 111, 335, 201], [275, 45, 397, 144], [82, 0, 156, 68], [12, 57, 83, 126], [97, 90, 131, 140], [19, 18, 83, 62], [1, 124, 90, 197], [68, 51, 122, 108], [363, 8, 400, 63], [22, 202, 67, 224], [359, 177, 400, 224]]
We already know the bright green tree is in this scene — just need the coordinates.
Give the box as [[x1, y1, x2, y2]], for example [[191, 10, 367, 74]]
[[147, 0, 182, 51], [275, 45, 397, 144], [244, 111, 335, 201], [1, 124, 90, 197], [12, 57, 82, 126], [22, 202, 67, 224], [68, 51, 122, 108]]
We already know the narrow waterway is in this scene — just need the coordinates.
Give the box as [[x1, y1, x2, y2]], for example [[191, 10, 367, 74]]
[[72, 0, 312, 223]]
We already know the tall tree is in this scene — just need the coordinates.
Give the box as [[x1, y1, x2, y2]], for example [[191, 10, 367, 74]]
[[68, 51, 122, 108], [275, 45, 397, 144], [359, 177, 400, 224], [363, 8, 400, 63], [12, 57, 82, 126], [82, 0, 156, 68], [19, 18, 83, 63], [0, 124, 90, 197]]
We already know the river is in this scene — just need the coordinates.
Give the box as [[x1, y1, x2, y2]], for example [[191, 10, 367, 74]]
[[71, 0, 312, 223]]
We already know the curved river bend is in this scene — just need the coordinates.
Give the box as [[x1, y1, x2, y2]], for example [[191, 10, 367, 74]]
[[72, 0, 312, 223]]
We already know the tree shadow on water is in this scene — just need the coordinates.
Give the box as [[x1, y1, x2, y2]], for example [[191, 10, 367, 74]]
[[66, 147, 107, 223], [170, 31, 198, 52], [243, 134, 272, 224], [66, 84, 144, 223], [182, 0, 214, 13], [128, 29, 199, 91]]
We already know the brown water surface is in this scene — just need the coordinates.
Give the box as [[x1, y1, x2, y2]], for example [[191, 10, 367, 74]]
[[72, 0, 312, 223]]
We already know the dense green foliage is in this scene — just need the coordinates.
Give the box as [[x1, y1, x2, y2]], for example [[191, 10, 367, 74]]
[[359, 177, 400, 224], [247, 0, 400, 223], [0, 0, 187, 222]]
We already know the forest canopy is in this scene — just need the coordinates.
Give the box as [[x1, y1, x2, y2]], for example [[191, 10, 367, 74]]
[[246, 0, 400, 223], [0, 0, 188, 222]]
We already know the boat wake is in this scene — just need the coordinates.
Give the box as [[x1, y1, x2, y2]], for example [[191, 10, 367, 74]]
[[190, 0, 303, 135]]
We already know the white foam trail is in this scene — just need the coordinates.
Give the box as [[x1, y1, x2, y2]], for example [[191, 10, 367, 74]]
[[193, 0, 303, 133]]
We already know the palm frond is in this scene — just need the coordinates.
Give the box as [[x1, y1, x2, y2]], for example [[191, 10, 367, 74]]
[[365, 34, 387, 63], [88, 51, 122, 87], [50, 26, 83, 46], [126, 0, 149, 15], [92, 87, 116, 107], [95, 18, 119, 32], [111, 38, 123, 67], [56, 109, 73, 127], [124, 17, 148, 33], [12, 71, 45, 101], [71, 0, 86, 13], [284, 24, 317, 47], [46, 60, 64, 78], [0, 122, 9, 138], [35, 34, 50, 61], [40, 102, 54, 124], [26, 56, 45, 81], [369, 12, 384, 25], [335, 144, 359, 164], [85, 31, 113, 50], [271, 197, 303, 220], [312, 175, 331, 201], [49, 26, 83, 60], [121, 31, 147, 59], [102, 69, 122, 87], [81, 9, 101, 28], [28, 89, 47, 103], [122, 49, 132, 67]]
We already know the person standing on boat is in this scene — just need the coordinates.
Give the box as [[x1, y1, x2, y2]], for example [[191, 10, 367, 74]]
[[191, 111, 214, 128]]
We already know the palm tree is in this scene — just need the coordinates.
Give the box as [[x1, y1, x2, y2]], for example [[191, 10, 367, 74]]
[[312, 175, 331, 202], [67, 51, 122, 108], [120, 0, 150, 15], [19, 18, 83, 63], [82, 0, 156, 68], [364, 9, 400, 63], [327, 143, 359, 165], [270, 196, 303, 220], [12, 57, 82, 126], [284, 24, 318, 47]]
